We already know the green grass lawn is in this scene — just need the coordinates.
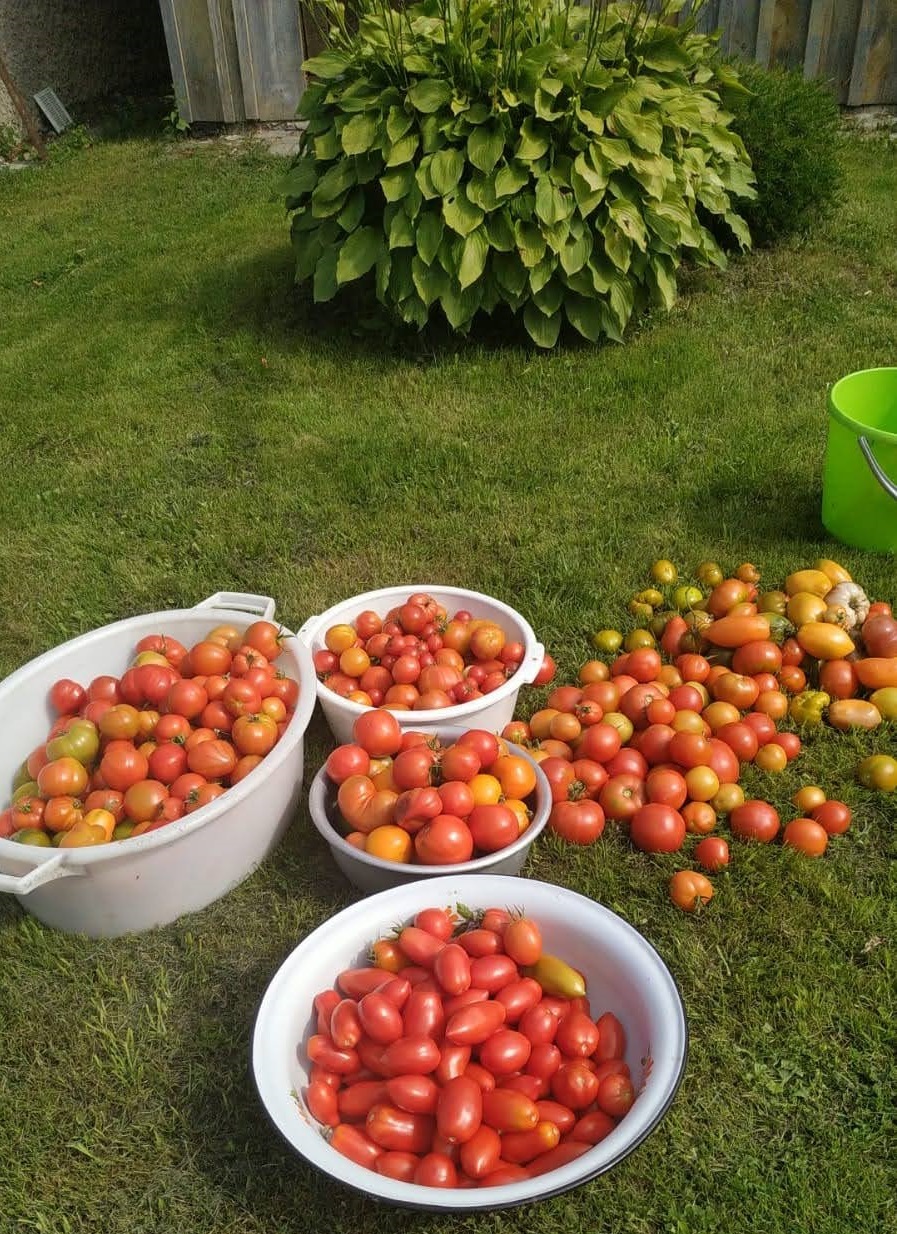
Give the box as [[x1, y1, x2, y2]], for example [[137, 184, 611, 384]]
[[1, 129, 896, 1234]]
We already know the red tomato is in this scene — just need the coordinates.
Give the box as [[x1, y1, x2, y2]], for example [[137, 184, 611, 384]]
[[467, 804, 519, 853], [366, 1104, 434, 1153], [436, 1075, 483, 1143], [414, 815, 474, 865], [502, 918, 542, 967], [165, 680, 208, 720], [716, 722, 759, 762], [694, 836, 730, 871], [445, 1001, 507, 1045], [459, 1125, 502, 1179], [414, 1153, 457, 1188], [604, 748, 649, 778], [122, 780, 169, 824], [594, 1012, 626, 1062], [330, 999, 363, 1049], [630, 804, 686, 853], [501, 1121, 561, 1164], [412, 905, 456, 940], [386, 1074, 439, 1115], [770, 731, 801, 761], [468, 955, 518, 993], [551, 1061, 599, 1110], [436, 780, 475, 818], [398, 925, 446, 968], [353, 711, 403, 757], [596, 1072, 635, 1118], [402, 989, 446, 1039], [375, 1150, 418, 1181], [571, 1109, 617, 1144], [599, 774, 646, 822], [186, 738, 237, 781], [358, 993, 404, 1044], [326, 744, 371, 784], [667, 731, 712, 768], [645, 768, 688, 809], [730, 800, 780, 843], [434, 1044, 472, 1085], [392, 747, 438, 791], [147, 742, 188, 786], [742, 711, 777, 744], [440, 744, 482, 783], [433, 944, 472, 997], [380, 1036, 441, 1077], [577, 723, 622, 764], [330, 1123, 383, 1167], [812, 800, 851, 836], [706, 738, 740, 784], [555, 1011, 599, 1058], [493, 978, 541, 1025], [458, 928, 503, 958], [456, 729, 500, 767], [519, 1004, 560, 1046], [50, 679, 87, 715], [479, 1029, 532, 1075], [481, 1088, 540, 1132], [99, 743, 149, 793], [783, 818, 828, 857], [549, 799, 606, 845]]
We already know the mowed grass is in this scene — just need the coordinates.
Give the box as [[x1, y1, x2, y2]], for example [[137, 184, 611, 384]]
[[1, 129, 897, 1234]]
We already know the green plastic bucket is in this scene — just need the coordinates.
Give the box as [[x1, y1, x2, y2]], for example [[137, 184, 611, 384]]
[[823, 368, 897, 553]]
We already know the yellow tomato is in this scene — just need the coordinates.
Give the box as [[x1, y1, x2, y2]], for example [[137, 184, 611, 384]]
[[684, 766, 720, 803], [786, 592, 827, 627], [793, 786, 826, 813], [671, 709, 707, 735], [755, 743, 788, 772], [504, 798, 532, 834], [133, 651, 170, 668], [58, 822, 107, 848], [469, 774, 503, 806], [712, 783, 744, 814], [624, 629, 656, 651], [602, 712, 634, 742], [870, 687, 897, 721], [785, 569, 834, 598], [324, 623, 358, 654], [815, 558, 852, 585], [796, 623, 855, 661], [365, 825, 413, 863]]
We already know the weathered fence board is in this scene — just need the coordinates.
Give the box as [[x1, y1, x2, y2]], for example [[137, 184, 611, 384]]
[[231, 0, 305, 120], [755, 0, 814, 70], [158, 0, 897, 123], [159, 0, 244, 123], [848, 0, 897, 106], [804, 0, 865, 102]]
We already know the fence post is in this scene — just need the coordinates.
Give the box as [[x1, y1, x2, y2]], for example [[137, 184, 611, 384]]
[[848, 0, 897, 106]]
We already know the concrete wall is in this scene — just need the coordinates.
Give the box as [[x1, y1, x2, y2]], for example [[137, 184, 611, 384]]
[[0, 0, 169, 139]]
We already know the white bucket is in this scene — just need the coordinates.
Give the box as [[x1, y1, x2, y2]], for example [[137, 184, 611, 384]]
[[0, 592, 316, 937], [308, 725, 551, 893], [297, 586, 545, 744], [253, 875, 688, 1210]]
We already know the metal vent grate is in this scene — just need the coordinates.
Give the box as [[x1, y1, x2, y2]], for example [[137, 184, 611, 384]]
[[33, 88, 73, 133]]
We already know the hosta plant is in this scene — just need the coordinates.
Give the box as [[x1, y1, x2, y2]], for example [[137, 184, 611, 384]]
[[283, 0, 756, 347]]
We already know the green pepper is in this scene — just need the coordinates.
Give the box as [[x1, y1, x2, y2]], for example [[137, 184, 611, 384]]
[[789, 690, 830, 726]]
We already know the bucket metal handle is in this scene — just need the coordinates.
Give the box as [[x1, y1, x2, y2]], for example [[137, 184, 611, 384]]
[[858, 437, 897, 502], [0, 854, 85, 897], [194, 592, 277, 621]]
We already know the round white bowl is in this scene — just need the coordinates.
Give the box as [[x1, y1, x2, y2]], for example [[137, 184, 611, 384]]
[[0, 592, 316, 937], [296, 585, 545, 744], [252, 875, 688, 1210], [307, 727, 551, 893]]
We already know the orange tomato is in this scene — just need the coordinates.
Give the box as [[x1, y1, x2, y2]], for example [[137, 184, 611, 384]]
[[669, 870, 714, 912], [711, 673, 760, 710], [578, 660, 610, 684], [796, 624, 855, 661], [711, 783, 744, 814], [684, 766, 720, 803], [549, 713, 582, 744], [324, 624, 358, 654], [793, 786, 826, 813], [671, 710, 707, 735], [469, 774, 503, 806], [778, 666, 807, 695], [529, 709, 560, 741], [827, 699, 882, 731], [754, 689, 788, 720], [704, 615, 771, 648], [854, 658, 897, 690], [782, 818, 828, 857], [493, 756, 537, 800], [755, 743, 787, 772], [702, 701, 741, 732], [365, 825, 413, 863], [504, 798, 532, 834], [682, 801, 716, 834]]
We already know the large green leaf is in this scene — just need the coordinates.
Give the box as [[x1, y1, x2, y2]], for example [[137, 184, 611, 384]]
[[495, 162, 529, 199], [440, 283, 482, 330], [523, 302, 561, 348], [533, 277, 564, 317], [302, 51, 350, 80], [560, 229, 592, 276], [468, 122, 505, 175], [564, 292, 605, 342], [603, 220, 632, 273], [313, 247, 339, 302], [466, 173, 498, 213], [430, 148, 465, 195], [486, 211, 516, 252], [609, 199, 648, 251], [380, 165, 414, 202], [535, 177, 567, 226], [493, 251, 528, 295], [280, 158, 317, 200], [341, 113, 379, 156], [516, 118, 549, 162], [336, 226, 384, 285], [458, 227, 490, 289], [514, 220, 546, 269], [387, 106, 414, 143], [314, 159, 356, 202], [608, 272, 635, 332], [416, 211, 444, 265], [412, 254, 448, 307], [647, 253, 677, 310], [408, 79, 452, 113], [443, 192, 484, 237], [337, 189, 366, 232], [389, 209, 415, 249], [314, 128, 341, 161], [398, 294, 429, 328], [385, 133, 419, 167]]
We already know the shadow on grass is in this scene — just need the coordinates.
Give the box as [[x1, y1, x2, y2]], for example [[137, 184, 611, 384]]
[[187, 240, 613, 366]]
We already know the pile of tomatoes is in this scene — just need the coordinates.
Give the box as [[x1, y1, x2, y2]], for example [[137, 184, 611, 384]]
[[1, 620, 299, 848], [303, 903, 634, 1189], [504, 557, 878, 911], [314, 591, 556, 712], [324, 711, 541, 865]]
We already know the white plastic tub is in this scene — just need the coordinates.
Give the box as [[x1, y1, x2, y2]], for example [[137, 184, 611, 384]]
[[297, 585, 545, 744], [308, 725, 551, 893], [0, 592, 316, 937], [253, 875, 688, 1210]]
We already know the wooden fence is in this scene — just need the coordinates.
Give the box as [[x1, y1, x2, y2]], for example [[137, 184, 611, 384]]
[[158, 0, 897, 124]]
